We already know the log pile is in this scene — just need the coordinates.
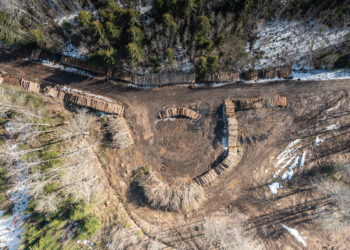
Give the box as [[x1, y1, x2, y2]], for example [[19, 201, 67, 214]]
[[203, 72, 240, 82], [30, 49, 42, 61], [225, 99, 236, 117], [260, 68, 276, 79], [194, 169, 218, 186], [242, 70, 259, 81], [278, 66, 292, 78], [159, 107, 200, 120], [132, 72, 196, 86], [3, 73, 21, 85], [65, 93, 124, 115], [235, 95, 288, 110], [237, 97, 263, 110], [194, 100, 240, 186], [42, 85, 124, 115], [20, 79, 41, 94], [61, 56, 108, 75], [269, 95, 288, 107]]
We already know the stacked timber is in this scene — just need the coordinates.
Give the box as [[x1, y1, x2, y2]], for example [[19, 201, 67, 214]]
[[3, 73, 21, 85], [30, 49, 42, 61], [194, 169, 218, 186], [194, 100, 240, 186], [269, 95, 288, 107], [243, 70, 259, 81], [227, 117, 239, 148], [278, 66, 292, 78], [260, 68, 277, 79], [237, 97, 263, 110], [65, 93, 124, 115], [162, 107, 200, 120], [222, 151, 238, 168], [20, 79, 41, 94], [203, 72, 240, 82], [213, 163, 227, 175], [224, 100, 235, 117], [132, 72, 196, 86], [39, 50, 62, 63], [42, 85, 124, 114], [112, 69, 133, 82], [61, 56, 107, 75]]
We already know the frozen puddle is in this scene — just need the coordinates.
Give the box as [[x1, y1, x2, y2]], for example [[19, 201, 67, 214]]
[[282, 224, 307, 247]]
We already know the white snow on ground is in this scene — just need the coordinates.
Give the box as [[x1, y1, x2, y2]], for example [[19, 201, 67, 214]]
[[292, 69, 350, 81], [282, 156, 299, 180], [315, 136, 325, 146], [55, 12, 79, 26], [55, 11, 87, 60], [137, 0, 153, 15], [62, 42, 87, 60], [0, 180, 29, 250], [0, 143, 30, 250], [326, 124, 340, 131], [41, 60, 93, 78], [269, 139, 305, 194], [282, 224, 307, 247], [195, 82, 232, 88], [268, 182, 280, 194], [300, 151, 306, 167], [252, 20, 350, 70], [61, 86, 114, 102]]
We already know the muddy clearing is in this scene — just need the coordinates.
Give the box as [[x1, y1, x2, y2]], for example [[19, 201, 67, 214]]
[[1, 56, 350, 249]]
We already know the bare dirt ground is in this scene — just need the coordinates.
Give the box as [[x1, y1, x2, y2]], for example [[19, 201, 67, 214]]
[[1, 53, 350, 249]]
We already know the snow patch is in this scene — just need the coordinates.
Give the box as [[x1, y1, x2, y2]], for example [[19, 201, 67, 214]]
[[252, 20, 350, 70], [282, 156, 299, 180], [282, 224, 307, 247], [41, 60, 93, 78], [62, 42, 87, 60], [300, 151, 306, 167], [326, 124, 340, 131], [268, 182, 280, 194], [292, 69, 350, 81], [315, 136, 325, 146], [137, 0, 153, 15], [0, 140, 30, 250]]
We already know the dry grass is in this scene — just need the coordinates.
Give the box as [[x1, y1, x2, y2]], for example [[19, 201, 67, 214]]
[[137, 173, 204, 211]]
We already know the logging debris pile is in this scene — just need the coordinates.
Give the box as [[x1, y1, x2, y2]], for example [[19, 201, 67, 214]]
[[104, 116, 134, 149], [136, 173, 204, 211]]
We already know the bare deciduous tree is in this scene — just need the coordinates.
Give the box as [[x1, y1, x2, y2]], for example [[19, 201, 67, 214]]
[[314, 167, 350, 232], [203, 213, 258, 250]]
